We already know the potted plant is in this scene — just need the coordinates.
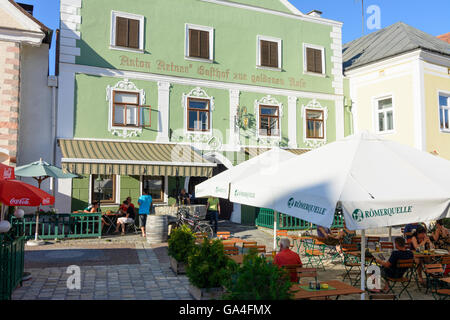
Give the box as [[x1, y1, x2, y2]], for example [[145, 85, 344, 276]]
[[223, 250, 293, 300], [167, 225, 196, 274], [186, 238, 233, 300]]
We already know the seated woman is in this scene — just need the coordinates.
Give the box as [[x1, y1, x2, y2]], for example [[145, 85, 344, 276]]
[[335, 221, 357, 255], [115, 200, 136, 235], [410, 226, 435, 285], [83, 201, 110, 230], [431, 219, 450, 250], [316, 225, 340, 246]]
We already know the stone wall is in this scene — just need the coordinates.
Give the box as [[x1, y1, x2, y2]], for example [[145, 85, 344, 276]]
[[0, 40, 20, 165]]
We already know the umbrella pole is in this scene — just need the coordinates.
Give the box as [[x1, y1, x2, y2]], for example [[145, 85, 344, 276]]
[[389, 227, 392, 243], [34, 207, 40, 241], [273, 210, 278, 251], [360, 230, 366, 300]]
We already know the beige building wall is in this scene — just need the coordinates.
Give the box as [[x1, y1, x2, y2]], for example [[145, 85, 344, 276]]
[[424, 63, 450, 160]]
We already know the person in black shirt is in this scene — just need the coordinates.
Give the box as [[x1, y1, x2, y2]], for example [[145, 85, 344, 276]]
[[178, 189, 191, 205], [115, 201, 136, 235], [375, 237, 414, 292]]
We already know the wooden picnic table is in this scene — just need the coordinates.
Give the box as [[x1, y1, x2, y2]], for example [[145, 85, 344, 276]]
[[290, 280, 364, 300]]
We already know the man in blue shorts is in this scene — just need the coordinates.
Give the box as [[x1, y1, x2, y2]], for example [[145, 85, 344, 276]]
[[138, 189, 153, 238]]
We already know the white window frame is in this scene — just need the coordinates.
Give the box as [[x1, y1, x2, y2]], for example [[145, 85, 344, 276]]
[[185, 23, 214, 63], [301, 99, 328, 148], [438, 91, 450, 133], [110, 10, 145, 53], [106, 79, 146, 138], [254, 95, 283, 141], [256, 35, 282, 71], [373, 94, 395, 135], [303, 43, 326, 77], [182, 87, 215, 136]]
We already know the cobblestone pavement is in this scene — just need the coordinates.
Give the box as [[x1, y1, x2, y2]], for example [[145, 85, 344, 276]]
[[12, 220, 436, 300]]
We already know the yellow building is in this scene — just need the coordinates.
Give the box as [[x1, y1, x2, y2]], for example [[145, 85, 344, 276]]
[[344, 22, 450, 159]]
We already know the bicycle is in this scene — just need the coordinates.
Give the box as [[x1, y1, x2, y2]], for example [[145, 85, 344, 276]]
[[175, 206, 214, 239]]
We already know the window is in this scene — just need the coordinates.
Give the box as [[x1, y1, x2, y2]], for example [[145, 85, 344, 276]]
[[259, 105, 280, 136], [257, 36, 282, 69], [304, 44, 325, 75], [305, 109, 324, 139], [376, 97, 394, 133], [185, 24, 214, 61], [189, 29, 209, 59], [187, 98, 210, 132], [92, 175, 116, 204], [111, 11, 144, 52], [143, 176, 164, 203], [439, 94, 450, 132], [112, 91, 150, 127]]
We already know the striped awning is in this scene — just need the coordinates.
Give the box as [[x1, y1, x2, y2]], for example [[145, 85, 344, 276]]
[[244, 147, 309, 158], [58, 139, 216, 177]]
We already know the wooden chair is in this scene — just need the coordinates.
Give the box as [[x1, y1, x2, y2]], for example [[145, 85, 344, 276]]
[[243, 244, 266, 254], [351, 237, 362, 244], [304, 239, 326, 270], [194, 232, 209, 244], [424, 263, 445, 294], [221, 240, 236, 246], [281, 264, 303, 282], [242, 241, 258, 254], [384, 259, 415, 299], [380, 241, 394, 250], [217, 231, 231, 240], [367, 236, 381, 249], [296, 267, 317, 283], [224, 246, 239, 256], [341, 243, 361, 285]]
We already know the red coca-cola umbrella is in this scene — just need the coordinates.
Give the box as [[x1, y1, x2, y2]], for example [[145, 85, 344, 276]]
[[0, 164, 54, 244], [0, 179, 55, 207]]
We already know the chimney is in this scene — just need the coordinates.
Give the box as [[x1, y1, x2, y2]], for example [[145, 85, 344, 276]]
[[307, 10, 323, 18]]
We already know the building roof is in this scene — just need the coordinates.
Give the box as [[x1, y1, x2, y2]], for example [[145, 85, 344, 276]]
[[343, 22, 450, 71], [7, 0, 52, 44], [438, 33, 450, 44]]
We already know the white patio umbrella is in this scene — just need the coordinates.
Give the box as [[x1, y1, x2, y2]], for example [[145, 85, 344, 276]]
[[195, 147, 297, 247], [229, 131, 450, 299]]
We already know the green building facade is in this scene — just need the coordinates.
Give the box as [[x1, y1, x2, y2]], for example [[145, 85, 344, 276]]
[[55, 0, 349, 224]]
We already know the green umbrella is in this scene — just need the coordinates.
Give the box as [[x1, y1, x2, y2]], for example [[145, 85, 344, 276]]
[[14, 158, 79, 188], [14, 158, 79, 245]]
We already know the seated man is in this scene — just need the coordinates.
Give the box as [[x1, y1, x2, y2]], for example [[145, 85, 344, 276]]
[[115, 201, 136, 235], [374, 237, 414, 293], [178, 189, 191, 205], [274, 238, 302, 282], [84, 201, 109, 230]]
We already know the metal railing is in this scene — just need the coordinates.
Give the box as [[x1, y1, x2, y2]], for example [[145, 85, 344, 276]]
[[0, 232, 25, 300], [256, 208, 344, 230], [10, 213, 102, 240]]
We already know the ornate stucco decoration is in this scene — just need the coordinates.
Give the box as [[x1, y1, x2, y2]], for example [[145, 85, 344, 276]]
[[180, 87, 215, 140], [106, 79, 146, 138], [301, 99, 328, 149]]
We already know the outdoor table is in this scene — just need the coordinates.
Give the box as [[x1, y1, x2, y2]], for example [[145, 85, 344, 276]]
[[412, 251, 449, 290], [290, 280, 364, 300], [103, 214, 121, 234]]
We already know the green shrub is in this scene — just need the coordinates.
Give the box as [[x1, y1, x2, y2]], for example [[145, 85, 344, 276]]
[[168, 225, 196, 264], [223, 250, 293, 300], [186, 238, 233, 289]]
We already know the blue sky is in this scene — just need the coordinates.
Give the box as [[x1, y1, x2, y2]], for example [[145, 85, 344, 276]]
[[17, 0, 450, 75]]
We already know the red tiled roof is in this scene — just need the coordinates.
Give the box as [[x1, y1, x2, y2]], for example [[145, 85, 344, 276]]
[[438, 33, 450, 44]]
